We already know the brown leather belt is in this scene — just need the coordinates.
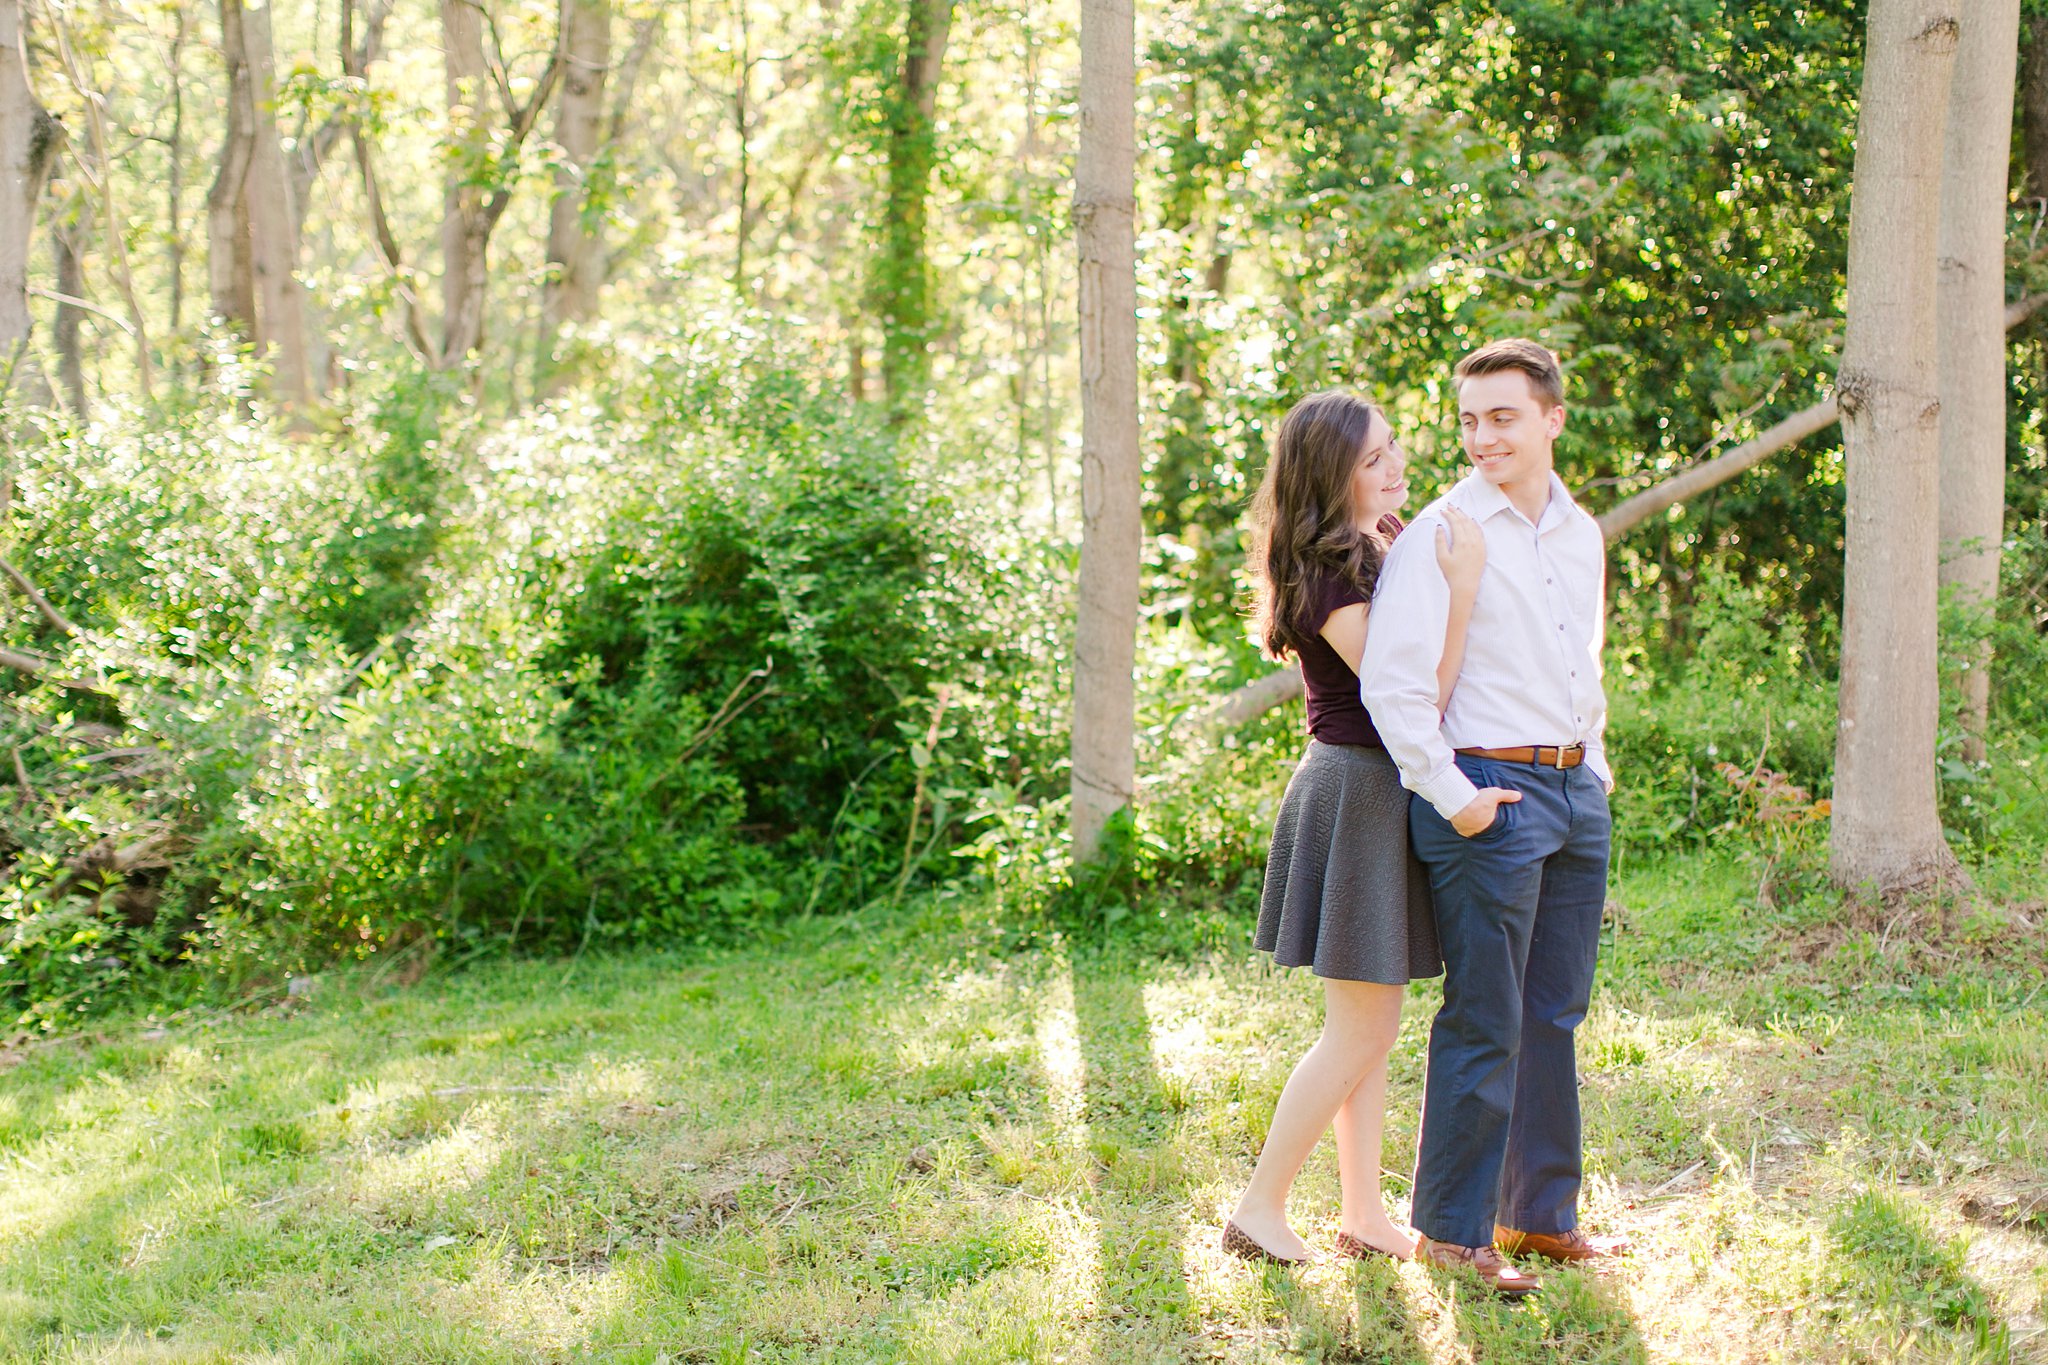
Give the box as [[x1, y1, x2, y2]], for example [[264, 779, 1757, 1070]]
[[1456, 744, 1586, 770]]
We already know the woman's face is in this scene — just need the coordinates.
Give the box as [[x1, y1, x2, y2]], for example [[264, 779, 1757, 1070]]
[[1348, 412, 1410, 529]]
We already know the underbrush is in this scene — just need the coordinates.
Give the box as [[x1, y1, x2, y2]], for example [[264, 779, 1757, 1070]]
[[0, 326, 1067, 1028]]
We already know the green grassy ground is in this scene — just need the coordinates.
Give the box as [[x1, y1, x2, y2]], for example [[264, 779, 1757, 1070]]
[[1, 847, 2044, 1363]]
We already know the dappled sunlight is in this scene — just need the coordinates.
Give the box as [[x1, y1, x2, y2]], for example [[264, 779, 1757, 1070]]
[[1033, 961, 1089, 1142], [553, 1055, 658, 1112], [342, 1108, 507, 1219], [434, 1255, 637, 1360]]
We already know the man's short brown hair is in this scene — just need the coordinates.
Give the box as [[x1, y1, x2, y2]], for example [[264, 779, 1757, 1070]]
[[1453, 337, 1565, 410]]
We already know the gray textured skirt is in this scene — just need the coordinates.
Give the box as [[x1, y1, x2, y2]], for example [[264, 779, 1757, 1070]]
[[1254, 740, 1443, 984]]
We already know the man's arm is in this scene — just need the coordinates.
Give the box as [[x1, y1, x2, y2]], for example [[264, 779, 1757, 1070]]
[[1360, 521, 1479, 819]]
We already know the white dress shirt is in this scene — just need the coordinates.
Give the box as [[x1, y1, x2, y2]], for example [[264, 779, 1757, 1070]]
[[1361, 471, 1610, 819]]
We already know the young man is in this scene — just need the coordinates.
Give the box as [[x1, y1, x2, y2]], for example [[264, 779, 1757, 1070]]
[[1360, 338, 1627, 1297]]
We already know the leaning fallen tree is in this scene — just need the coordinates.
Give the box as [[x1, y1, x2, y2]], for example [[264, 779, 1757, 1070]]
[[1189, 290, 2048, 731]]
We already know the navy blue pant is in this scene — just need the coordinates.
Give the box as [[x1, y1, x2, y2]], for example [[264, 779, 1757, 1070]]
[[1407, 753, 1610, 1249]]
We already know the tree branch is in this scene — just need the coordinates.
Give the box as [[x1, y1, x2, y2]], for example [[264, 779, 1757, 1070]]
[[1195, 287, 2048, 732], [0, 555, 83, 637]]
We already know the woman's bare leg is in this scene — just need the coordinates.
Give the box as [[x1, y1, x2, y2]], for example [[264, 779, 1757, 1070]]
[[1227, 978, 1406, 1258], [1333, 1035, 1417, 1256]]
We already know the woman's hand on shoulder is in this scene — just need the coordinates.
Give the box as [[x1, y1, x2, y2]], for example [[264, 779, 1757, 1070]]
[[1434, 506, 1486, 593]]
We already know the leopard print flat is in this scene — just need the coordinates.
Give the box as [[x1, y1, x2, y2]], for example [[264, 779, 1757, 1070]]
[[1221, 1219, 1308, 1266]]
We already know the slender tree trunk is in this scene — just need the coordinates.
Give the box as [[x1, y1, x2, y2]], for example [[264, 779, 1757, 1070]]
[[1831, 0, 1964, 896], [537, 0, 611, 391], [439, 0, 491, 368], [877, 0, 953, 418], [1936, 0, 2020, 763], [241, 0, 311, 409], [206, 0, 256, 343], [0, 0, 61, 368], [52, 196, 85, 416], [166, 3, 187, 346], [1069, 0, 1141, 867]]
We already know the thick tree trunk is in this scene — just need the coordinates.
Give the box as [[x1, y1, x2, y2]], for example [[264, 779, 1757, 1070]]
[[877, 0, 953, 417], [1069, 0, 1141, 867], [241, 0, 311, 408], [1937, 0, 2021, 762], [537, 0, 611, 390], [1831, 0, 1964, 896], [439, 0, 491, 369], [0, 0, 61, 364], [2023, 11, 2048, 202], [206, 0, 256, 343]]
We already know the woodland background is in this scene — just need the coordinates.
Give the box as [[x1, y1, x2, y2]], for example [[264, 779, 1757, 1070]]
[[0, 0, 2041, 1019], [0, 1, 2045, 1360]]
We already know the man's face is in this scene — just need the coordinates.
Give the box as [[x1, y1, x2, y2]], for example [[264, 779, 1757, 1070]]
[[1457, 368, 1564, 493]]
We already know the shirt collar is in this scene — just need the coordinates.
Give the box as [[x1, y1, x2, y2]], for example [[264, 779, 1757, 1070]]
[[1453, 470, 1579, 531]]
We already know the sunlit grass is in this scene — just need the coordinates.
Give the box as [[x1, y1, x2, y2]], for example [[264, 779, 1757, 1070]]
[[1, 847, 2044, 1362]]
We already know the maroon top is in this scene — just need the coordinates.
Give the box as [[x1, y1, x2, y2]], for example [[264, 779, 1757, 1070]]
[[1298, 571, 1384, 749]]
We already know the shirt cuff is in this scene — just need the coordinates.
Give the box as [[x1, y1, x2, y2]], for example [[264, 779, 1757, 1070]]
[[1415, 762, 1480, 822]]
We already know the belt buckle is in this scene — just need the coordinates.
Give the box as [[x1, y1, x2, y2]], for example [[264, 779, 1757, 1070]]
[[1551, 745, 1568, 770]]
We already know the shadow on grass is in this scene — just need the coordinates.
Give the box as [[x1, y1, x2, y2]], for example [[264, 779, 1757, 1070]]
[[1070, 954, 1197, 1351], [1434, 1261, 1647, 1364], [1829, 1188, 2011, 1359]]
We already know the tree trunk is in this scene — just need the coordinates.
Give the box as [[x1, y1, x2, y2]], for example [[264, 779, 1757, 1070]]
[[206, 0, 256, 344], [439, 0, 491, 369], [0, 0, 61, 364], [166, 3, 187, 346], [1069, 0, 1141, 868], [1831, 0, 1964, 896], [537, 0, 611, 391], [2023, 10, 2048, 202], [52, 196, 85, 417], [877, 0, 953, 418], [1937, 0, 2021, 762], [436, 0, 564, 374], [240, 0, 311, 409]]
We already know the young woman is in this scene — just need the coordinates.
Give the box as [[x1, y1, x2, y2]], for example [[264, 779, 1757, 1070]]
[[1223, 390, 1485, 1264]]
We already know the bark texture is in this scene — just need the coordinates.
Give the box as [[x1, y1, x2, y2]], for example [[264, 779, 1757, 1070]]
[[52, 199, 84, 415], [439, 0, 491, 368], [241, 0, 311, 407], [877, 0, 954, 416], [0, 0, 62, 359], [436, 0, 562, 371], [1831, 0, 1964, 895], [1069, 0, 1141, 867], [1936, 0, 2020, 761], [2024, 11, 2048, 203], [538, 0, 611, 387], [205, 0, 256, 342]]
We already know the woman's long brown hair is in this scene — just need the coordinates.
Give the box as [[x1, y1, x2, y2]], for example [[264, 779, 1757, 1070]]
[[1248, 390, 1391, 660]]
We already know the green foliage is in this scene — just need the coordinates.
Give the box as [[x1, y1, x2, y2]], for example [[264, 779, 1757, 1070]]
[[0, 325, 1043, 1021], [1605, 564, 1837, 853]]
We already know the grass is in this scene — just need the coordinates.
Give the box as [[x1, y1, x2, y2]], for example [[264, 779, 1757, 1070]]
[[1, 844, 2045, 1363]]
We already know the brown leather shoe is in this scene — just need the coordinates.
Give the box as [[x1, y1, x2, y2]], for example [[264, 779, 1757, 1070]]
[[1221, 1219, 1308, 1266], [1415, 1235, 1541, 1297], [1494, 1225, 1632, 1263]]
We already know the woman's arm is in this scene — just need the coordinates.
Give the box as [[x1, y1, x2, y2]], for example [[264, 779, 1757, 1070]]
[[1318, 601, 1368, 674], [1433, 507, 1486, 711]]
